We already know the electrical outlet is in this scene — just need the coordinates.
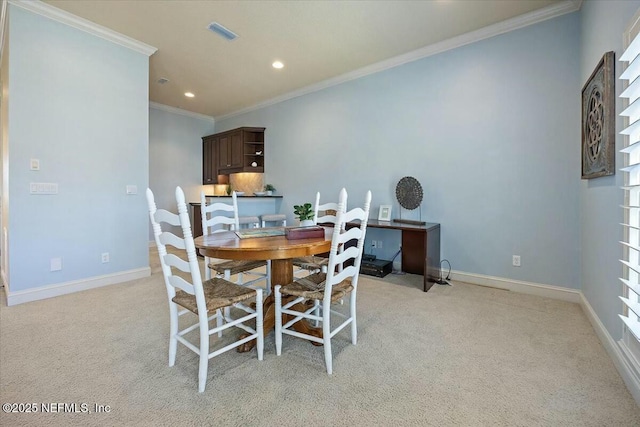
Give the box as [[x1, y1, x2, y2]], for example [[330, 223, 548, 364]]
[[50, 257, 62, 271], [378, 240, 383, 249], [102, 252, 110, 263], [512, 255, 521, 267], [371, 240, 377, 248]]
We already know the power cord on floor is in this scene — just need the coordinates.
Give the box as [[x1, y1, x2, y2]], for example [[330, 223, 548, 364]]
[[436, 259, 452, 285], [390, 248, 405, 275]]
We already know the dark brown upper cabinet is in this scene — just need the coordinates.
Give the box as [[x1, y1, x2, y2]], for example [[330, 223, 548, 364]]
[[202, 127, 265, 183]]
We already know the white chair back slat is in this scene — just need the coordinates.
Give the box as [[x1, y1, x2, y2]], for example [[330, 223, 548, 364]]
[[330, 265, 358, 285], [335, 226, 362, 245], [314, 191, 343, 225], [154, 208, 181, 226], [168, 275, 196, 295], [163, 252, 191, 273], [340, 207, 366, 224], [159, 232, 186, 250], [203, 202, 234, 213], [333, 245, 360, 265]]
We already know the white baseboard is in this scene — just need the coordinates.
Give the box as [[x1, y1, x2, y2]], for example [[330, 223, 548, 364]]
[[3, 267, 151, 306], [449, 270, 581, 303], [580, 293, 640, 406], [449, 270, 640, 405]]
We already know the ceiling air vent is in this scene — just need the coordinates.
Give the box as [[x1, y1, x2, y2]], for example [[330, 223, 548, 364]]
[[207, 22, 238, 41]]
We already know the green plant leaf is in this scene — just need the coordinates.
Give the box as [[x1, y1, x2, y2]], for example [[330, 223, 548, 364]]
[[293, 202, 315, 220]]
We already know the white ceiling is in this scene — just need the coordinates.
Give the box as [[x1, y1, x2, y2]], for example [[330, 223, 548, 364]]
[[41, 0, 576, 119]]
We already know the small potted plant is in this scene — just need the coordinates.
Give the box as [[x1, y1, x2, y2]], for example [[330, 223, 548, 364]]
[[264, 184, 276, 196], [294, 202, 315, 227]]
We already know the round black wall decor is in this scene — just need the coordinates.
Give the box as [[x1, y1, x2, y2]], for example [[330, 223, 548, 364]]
[[395, 176, 423, 210]]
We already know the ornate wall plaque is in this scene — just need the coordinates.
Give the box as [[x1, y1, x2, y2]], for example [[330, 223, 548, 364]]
[[396, 176, 423, 210], [582, 51, 615, 179]]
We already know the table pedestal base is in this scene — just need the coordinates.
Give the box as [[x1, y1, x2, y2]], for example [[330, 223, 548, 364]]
[[237, 258, 322, 352]]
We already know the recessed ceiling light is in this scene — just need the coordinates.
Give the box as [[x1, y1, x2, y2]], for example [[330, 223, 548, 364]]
[[184, 92, 195, 98], [272, 61, 284, 69]]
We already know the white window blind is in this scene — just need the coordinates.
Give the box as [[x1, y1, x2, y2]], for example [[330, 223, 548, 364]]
[[620, 30, 640, 343]]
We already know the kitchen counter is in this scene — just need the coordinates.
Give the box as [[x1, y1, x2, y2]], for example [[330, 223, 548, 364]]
[[189, 196, 284, 237], [199, 195, 283, 199]]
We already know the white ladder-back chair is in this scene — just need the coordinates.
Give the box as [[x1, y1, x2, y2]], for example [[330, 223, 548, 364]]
[[147, 187, 263, 393], [200, 191, 270, 291], [292, 191, 345, 276], [275, 188, 371, 374]]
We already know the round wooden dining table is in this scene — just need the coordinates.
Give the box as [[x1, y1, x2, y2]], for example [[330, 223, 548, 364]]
[[194, 227, 332, 352]]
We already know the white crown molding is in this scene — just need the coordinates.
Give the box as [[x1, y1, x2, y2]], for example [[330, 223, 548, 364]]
[[8, 0, 157, 56], [3, 267, 150, 306], [150, 102, 215, 123], [216, 0, 581, 122]]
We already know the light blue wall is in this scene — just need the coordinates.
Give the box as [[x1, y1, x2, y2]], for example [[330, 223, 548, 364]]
[[217, 12, 582, 289], [148, 107, 215, 239], [580, 0, 640, 340], [7, 5, 149, 291]]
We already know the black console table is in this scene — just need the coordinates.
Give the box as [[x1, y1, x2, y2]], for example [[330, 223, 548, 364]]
[[346, 219, 441, 292]]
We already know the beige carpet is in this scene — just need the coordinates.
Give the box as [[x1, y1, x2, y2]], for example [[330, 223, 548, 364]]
[[1, 252, 639, 426]]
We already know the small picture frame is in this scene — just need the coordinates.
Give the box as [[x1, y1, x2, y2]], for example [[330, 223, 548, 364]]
[[378, 205, 392, 222]]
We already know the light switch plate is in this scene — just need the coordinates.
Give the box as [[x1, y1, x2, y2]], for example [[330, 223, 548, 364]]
[[30, 182, 58, 194], [30, 159, 40, 170], [126, 185, 137, 195]]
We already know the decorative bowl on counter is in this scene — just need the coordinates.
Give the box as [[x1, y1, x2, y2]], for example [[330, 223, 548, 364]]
[[254, 191, 266, 196], [235, 191, 245, 196]]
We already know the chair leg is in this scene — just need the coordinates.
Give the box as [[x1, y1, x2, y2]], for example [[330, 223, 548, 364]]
[[255, 289, 264, 361], [168, 303, 179, 366], [265, 260, 272, 296], [322, 304, 332, 375], [350, 292, 357, 345], [222, 269, 235, 319], [198, 314, 210, 393], [313, 300, 320, 327], [274, 285, 282, 356], [204, 256, 211, 280], [216, 309, 224, 338]]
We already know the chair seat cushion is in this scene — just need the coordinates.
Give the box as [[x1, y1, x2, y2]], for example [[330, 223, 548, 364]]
[[292, 256, 329, 271], [238, 216, 260, 225], [261, 214, 286, 221], [279, 272, 353, 302], [209, 259, 267, 275], [172, 277, 257, 314]]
